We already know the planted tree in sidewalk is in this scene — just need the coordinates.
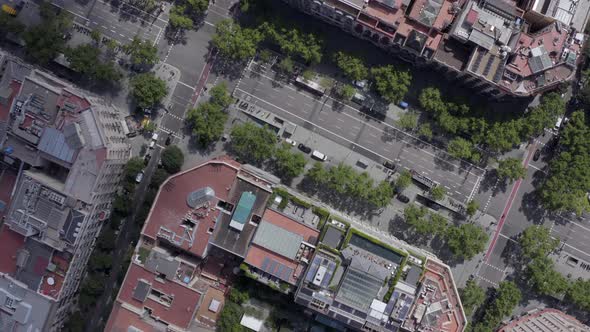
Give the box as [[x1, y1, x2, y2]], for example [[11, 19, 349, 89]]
[[447, 137, 474, 161], [124, 36, 159, 68], [519, 226, 559, 260], [230, 122, 276, 164], [430, 185, 446, 201], [65, 44, 122, 83], [460, 279, 485, 316], [497, 157, 526, 183], [130, 73, 168, 109], [568, 278, 590, 311], [527, 256, 569, 296], [418, 123, 433, 140], [213, 19, 262, 61], [23, 3, 72, 65], [419, 87, 447, 115], [186, 102, 228, 146], [395, 170, 412, 192], [474, 281, 521, 331], [0, 12, 24, 40], [337, 84, 356, 101], [274, 143, 306, 179], [370, 65, 411, 104], [396, 112, 418, 131], [368, 180, 395, 207], [150, 168, 170, 188], [169, 5, 194, 30], [161, 146, 184, 174], [466, 199, 479, 217], [307, 162, 328, 185], [209, 82, 233, 109], [333, 51, 368, 81], [277, 56, 295, 74], [445, 223, 488, 260], [124, 157, 144, 183]]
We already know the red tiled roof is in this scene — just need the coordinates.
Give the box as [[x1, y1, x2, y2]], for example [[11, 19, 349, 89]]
[[0, 227, 25, 275], [106, 303, 160, 332], [0, 81, 21, 122], [245, 245, 299, 284], [262, 209, 320, 244], [423, 259, 466, 332], [117, 263, 202, 330], [141, 157, 240, 258]]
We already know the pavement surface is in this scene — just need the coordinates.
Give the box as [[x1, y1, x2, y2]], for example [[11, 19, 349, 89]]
[[234, 60, 484, 203]]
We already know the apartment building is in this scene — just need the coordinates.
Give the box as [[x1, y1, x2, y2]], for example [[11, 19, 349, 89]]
[[498, 308, 590, 332], [282, 0, 585, 98], [0, 53, 131, 331]]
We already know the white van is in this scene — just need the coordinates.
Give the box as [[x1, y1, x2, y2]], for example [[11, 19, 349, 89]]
[[311, 150, 327, 161], [352, 92, 366, 104]]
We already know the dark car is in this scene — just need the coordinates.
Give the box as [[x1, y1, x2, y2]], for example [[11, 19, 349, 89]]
[[383, 161, 396, 171], [427, 200, 440, 211], [397, 194, 410, 203], [144, 154, 151, 165], [298, 143, 312, 154], [533, 149, 541, 162], [165, 134, 172, 146]]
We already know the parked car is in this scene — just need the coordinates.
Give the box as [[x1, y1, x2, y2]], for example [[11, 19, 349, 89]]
[[298, 143, 312, 154], [285, 138, 297, 146], [533, 149, 541, 162], [151, 132, 159, 141], [165, 134, 172, 146], [135, 171, 144, 183], [311, 150, 327, 161], [399, 101, 409, 109], [353, 80, 368, 89], [383, 161, 396, 171], [148, 140, 155, 149], [144, 154, 151, 165], [397, 194, 410, 203]]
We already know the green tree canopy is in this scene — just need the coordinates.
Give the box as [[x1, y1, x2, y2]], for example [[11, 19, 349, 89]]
[[369, 181, 395, 207], [430, 185, 446, 201], [124, 157, 144, 183], [418, 123, 433, 140], [169, 5, 194, 30], [466, 200, 479, 217], [307, 162, 328, 185], [259, 22, 322, 65], [396, 112, 418, 131], [230, 122, 276, 164], [186, 102, 228, 146], [124, 36, 159, 67], [278, 56, 294, 74], [519, 226, 559, 260], [130, 73, 168, 109], [474, 281, 521, 331], [338, 84, 356, 100], [486, 120, 522, 152], [447, 137, 474, 160], [460, 279, 485, 316], [274, 144, 306, 179], [161, 146, 184, 173], [395, 170, 412, 192], [23, 4, 72, 65], [209, 82, 233, 109], [527, 256, 569, 296], [213, 19, 262, 62], [446, 224, 488, 260], [150, 168, 169, 188], [333, 51, 368, 81], [0, 11, 24, 39], [419, 87, 447, 115], [568, 278, 590, 311], [497, 157, 527, 183], [65, 44, 121, 83], [217, 302, 245, 332], [370, 65, 411, 104]]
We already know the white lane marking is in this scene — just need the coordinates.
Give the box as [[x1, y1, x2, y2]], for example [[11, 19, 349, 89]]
[[177, 81, 194, 89], [245, 64, 485, 175]]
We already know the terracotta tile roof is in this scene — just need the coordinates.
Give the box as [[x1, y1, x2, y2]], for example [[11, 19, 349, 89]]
[[0, 226, 25, 275], [195, 286, 225, 327], [105, 303, 160, 332], [141, 158, 240, 258], [244, 245, 299, 284], [262, 209, 320, 244], [116, 263, 203, 330]]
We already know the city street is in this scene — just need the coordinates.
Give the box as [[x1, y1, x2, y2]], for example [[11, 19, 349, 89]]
[[234, 61, 484, 202]]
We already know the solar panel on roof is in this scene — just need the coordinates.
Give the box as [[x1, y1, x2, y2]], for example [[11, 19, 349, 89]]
[[261, 257, 270, 271]]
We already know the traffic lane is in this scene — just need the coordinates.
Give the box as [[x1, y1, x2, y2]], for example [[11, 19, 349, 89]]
[[498, 169, 542, 239], [164, 26, 213, 85], [235, 86, 472, 201], [95, 0, 170, 27], [550, 216, 590, 262], [237, 77, 479, 200], [245, 63, 485, 178], [87, 9, 161, 44]]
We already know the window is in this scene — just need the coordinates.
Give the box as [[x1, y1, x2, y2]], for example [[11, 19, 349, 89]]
[[4, 297, 14, 309]]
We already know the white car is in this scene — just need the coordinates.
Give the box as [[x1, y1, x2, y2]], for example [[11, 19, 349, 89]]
[[285, 138, 297, 146], [149, 141, 155, 149], [353, 80, 368, 89], [135, 171, 144, 183], [311, 150, 327, 161], [151, 133, 159, 141]]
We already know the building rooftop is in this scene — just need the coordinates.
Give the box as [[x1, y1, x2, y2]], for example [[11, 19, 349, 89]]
[[498, 308, 590, 332], [115, 263, 203, 330], [402, 259, 466, 332], [141, 158, 240, 258], [0, 167, 18, 220]]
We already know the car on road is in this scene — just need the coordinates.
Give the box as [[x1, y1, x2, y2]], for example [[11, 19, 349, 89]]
[[165, 134, 172, 146], [383, 161, 396, 171], [353, 80, 368, 89], [397, 194, 410, 203], [311, 150, 328, 161], [533, 149, 541, 162], [151, 133, 159, 141], [399, 101, 409, 109], [298, 143, 312, 154], [135, 171, 144, 183], [148, 140, 155, 149], [144, 154, 151, 165], [285, 138, 297, 146]]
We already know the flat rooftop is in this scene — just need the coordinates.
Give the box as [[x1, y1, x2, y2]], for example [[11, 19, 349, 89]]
[[141, 158, 240, 258]]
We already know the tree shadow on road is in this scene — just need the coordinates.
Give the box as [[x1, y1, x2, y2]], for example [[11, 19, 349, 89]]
[[520, 191, 545, 224]]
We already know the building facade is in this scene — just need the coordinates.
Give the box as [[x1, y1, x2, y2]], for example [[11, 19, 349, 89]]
[[281, 0, 585, 99], [0, 54, 131, 331]]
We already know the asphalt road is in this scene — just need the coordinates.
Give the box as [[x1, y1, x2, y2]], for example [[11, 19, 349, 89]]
[[234, 62, 483, 202]]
